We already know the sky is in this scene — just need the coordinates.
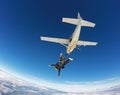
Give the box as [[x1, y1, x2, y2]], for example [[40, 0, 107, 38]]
[[0, 0, 120, 83]]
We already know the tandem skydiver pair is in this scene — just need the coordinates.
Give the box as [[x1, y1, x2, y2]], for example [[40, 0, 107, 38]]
[[49, 53, 73, 76]]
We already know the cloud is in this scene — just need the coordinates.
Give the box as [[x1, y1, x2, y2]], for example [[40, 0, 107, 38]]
[[0, 67, 120, 95], [30, 76, 120, 93]]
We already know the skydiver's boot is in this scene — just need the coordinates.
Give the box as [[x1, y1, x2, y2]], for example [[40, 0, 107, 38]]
[[69, 58, 73, 61]]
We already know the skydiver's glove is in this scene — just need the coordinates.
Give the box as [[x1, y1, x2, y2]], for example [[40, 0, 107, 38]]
[[48, 64, 55, 67]]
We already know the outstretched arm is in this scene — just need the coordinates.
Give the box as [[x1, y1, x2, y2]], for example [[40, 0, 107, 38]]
[[49, 64, 56, 67]]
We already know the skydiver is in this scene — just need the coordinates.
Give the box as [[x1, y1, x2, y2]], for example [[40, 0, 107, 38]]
[[49, 53, 73, 76]]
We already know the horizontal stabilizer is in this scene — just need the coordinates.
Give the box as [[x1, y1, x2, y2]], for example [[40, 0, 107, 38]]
[[40, 36, 69, 44], [62, 14, 95, 27], [62, 18, 79, 25], [81, 20, 95, 27], [77, 40, 98, 46]]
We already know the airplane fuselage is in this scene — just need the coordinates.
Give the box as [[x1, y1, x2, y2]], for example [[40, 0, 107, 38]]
[[67, 20, 81, 54]]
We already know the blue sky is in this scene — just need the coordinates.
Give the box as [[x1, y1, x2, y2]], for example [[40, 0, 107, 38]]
[[0, 0, 120, 83]]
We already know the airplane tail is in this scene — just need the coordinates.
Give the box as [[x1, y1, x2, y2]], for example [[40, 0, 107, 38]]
[[62, 12, 95, 27]]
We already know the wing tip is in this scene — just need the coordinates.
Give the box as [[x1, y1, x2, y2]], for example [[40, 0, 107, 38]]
[[93, 23, 96, 27], [40, 36, 42, 40], [95, 42, 98, 45], [40, 36, 45, 40]]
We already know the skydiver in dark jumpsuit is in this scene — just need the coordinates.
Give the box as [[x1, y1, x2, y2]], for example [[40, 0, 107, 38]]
[[49, 53, 73, 76]]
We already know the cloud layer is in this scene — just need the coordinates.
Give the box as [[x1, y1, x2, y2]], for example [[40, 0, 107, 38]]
[[34, 77, 120, 93], [0, 67, 120, 95]]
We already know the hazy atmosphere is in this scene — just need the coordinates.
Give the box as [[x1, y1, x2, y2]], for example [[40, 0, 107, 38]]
[[0, 0, 120, 95]]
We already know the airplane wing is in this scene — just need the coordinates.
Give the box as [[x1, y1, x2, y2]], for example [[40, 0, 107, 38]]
[[77, 40, 98, 46], [40, 36, 69, 44]]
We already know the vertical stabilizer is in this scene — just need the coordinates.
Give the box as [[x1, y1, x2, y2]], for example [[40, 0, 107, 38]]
[[77, 12, 81, 19]]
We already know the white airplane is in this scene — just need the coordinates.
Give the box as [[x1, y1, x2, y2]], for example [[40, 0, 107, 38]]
[[40, 13, 98, 54]]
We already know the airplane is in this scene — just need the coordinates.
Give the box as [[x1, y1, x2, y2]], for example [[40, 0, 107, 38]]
[[49, 53, 73, 76], [40, 12, 98, 54]]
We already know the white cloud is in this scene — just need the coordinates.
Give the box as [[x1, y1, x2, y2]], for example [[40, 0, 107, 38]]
[[0, 67, 120, 95], [32, 77, 120, 93]]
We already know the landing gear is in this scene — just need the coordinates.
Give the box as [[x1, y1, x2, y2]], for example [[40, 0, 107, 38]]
[[77, 45, 80, 52]]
